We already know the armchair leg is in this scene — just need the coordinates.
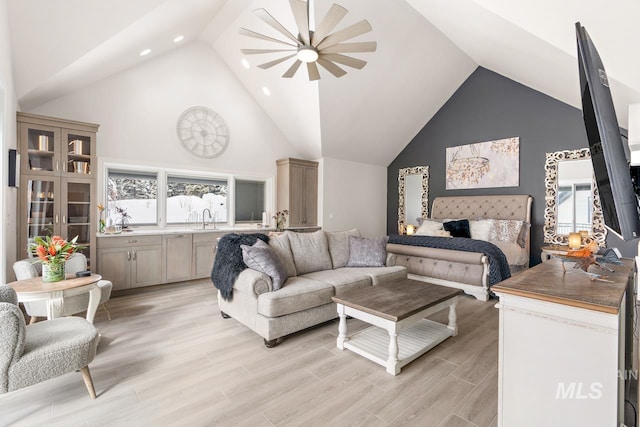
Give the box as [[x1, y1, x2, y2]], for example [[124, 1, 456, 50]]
[[80, 366, 97, 399], [101, 303, 112, 321]]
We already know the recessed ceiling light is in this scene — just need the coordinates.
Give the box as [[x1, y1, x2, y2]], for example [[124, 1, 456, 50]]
[[173, 35, 184, 43], [262, 87, 271, 96], [139, 48, 151, 56], [241, 58, 250, 69]]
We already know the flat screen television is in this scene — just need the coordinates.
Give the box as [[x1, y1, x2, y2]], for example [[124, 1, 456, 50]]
[[576, 22, 640, 241]]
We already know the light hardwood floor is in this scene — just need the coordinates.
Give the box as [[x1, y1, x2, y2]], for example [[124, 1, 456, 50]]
[[0, 280, 499, 427]]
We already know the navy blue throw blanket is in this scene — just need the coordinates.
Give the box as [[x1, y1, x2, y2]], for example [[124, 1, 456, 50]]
[[212, 233, 269, 301], [388, 235, 511, 286]]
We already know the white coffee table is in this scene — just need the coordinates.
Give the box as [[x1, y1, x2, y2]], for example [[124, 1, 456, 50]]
[[332, 279, 462, 375]]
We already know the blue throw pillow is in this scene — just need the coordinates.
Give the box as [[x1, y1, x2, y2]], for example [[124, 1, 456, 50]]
[[443, 219, 471, 238]]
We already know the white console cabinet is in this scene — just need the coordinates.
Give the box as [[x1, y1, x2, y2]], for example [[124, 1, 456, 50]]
[[493, 258, 634, 427]]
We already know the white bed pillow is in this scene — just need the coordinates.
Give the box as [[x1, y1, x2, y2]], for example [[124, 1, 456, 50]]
[[415, 219, 443, 236], [469, 219, 493, 241]]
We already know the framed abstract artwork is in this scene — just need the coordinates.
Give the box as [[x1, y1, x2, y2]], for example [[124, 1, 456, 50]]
[[445, 137, 519, 189]]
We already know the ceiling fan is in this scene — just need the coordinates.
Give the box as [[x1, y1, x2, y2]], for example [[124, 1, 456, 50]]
[[240, 0, 377, 81]]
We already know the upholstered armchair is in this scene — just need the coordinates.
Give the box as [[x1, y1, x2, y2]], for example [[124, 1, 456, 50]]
[[0, 285, 100, 398], [13, 253, 113, 324]]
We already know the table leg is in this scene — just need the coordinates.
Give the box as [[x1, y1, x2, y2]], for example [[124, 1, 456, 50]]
[[337, 304, 347, 350], [448, 296, 458, 336], [386, 330, 400, 376], [46, 291, 64, 320], [86, 286, 101, 324]]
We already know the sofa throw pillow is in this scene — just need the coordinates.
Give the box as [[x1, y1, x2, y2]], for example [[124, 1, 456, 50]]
[[488, 219, 524, 244], [285, 230, 333, 275], [326, 228, 361, 268], [469, 219, 493, 241], [268, 233, 297, 277], [241, 239, 288, 290], [415, 219, 443, 236], [443, 219, 471, 238], [346, 236, 389, 267]]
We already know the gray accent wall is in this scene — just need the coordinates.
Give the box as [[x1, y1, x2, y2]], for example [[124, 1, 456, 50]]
[[388, 66, 638, 265]]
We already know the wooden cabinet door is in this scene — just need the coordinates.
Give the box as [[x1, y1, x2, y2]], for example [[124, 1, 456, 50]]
[[164, 234, 193, 283], [303, 165, 318, 226], [19, 122, 61, 176], [193, 241, 216, 279], [288, 164, 305, 227], [131, 246, 163, 288], [97, 247, 130, 291]]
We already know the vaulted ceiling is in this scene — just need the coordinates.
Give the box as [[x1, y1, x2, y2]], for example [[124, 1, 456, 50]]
[[8, 0, 640, 166]]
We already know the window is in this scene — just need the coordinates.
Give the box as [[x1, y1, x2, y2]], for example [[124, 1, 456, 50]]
[[235, 180, 265, 222], [166, 176, 228, 224], [107, 171, 158, 225], [557, 184, 592, 234]]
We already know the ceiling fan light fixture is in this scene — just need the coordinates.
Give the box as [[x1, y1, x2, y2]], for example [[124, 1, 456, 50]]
[[296, 46, 319, 63]]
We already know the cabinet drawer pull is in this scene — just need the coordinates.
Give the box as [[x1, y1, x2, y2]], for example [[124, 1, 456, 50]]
[[175, 235, 184, 238], [62, 215, 66, 224], [126, 239, 137, 244], [132, 250, 137, 261], [127, 251, 131, 261]]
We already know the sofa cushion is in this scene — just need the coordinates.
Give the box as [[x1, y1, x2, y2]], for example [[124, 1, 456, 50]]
[[285, 230, 333, 275], [326, 228, 361, 269], [338, 266, 407, 286], [257, 277, 334, 317], [241, 240, 288, 290], [346, 236, 389, 267], [301, 269, 371, 295], [268, 233, 297, 277]]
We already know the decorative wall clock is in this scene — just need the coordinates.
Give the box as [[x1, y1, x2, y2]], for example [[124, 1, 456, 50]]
[[176, 106, 229, 158]]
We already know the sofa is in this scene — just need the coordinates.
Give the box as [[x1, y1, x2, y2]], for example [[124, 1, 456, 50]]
[[217, 229, 407, 347]]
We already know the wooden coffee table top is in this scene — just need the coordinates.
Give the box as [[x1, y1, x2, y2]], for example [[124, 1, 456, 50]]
[[332, 279, 462, 322]]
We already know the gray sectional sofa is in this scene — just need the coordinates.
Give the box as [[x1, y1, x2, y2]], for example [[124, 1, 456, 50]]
[[217, 229, 407, 347]]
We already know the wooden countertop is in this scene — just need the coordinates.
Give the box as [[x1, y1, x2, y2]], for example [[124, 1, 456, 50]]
[[492, 258, 634, 314]]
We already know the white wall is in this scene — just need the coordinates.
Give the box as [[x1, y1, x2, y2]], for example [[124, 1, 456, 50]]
[[0, 0, 18, 282], [320, 157, 387, 237], [30, 41, 301, 191]]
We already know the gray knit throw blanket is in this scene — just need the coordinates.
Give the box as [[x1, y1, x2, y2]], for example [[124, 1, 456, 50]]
[[211, 233, 269, 301]]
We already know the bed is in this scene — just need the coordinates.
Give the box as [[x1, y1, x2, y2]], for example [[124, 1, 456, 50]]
[[386, 195, 533, 301]]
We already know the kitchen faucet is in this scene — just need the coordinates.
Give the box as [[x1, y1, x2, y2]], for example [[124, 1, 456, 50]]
[[202, 208, 213, 229]]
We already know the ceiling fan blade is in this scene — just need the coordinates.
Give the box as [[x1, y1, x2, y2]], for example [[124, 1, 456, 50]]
[[254, 8, 302, 46], [241, 48, 296, 55], [316, 20, 373, 50], [258, 54, 297, 69], [289, 0, 310, 45], [282, 60, 303, 78], [307, 62, 321, 81], [321, 41, 377, 54], [321, 53, 366, 70], [311, 4, 348, 47], [317, 58, 347, 78], [239, 28, 297, 47]]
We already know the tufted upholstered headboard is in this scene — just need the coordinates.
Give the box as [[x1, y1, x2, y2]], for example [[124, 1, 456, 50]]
[[430, 195, 532, 222]]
